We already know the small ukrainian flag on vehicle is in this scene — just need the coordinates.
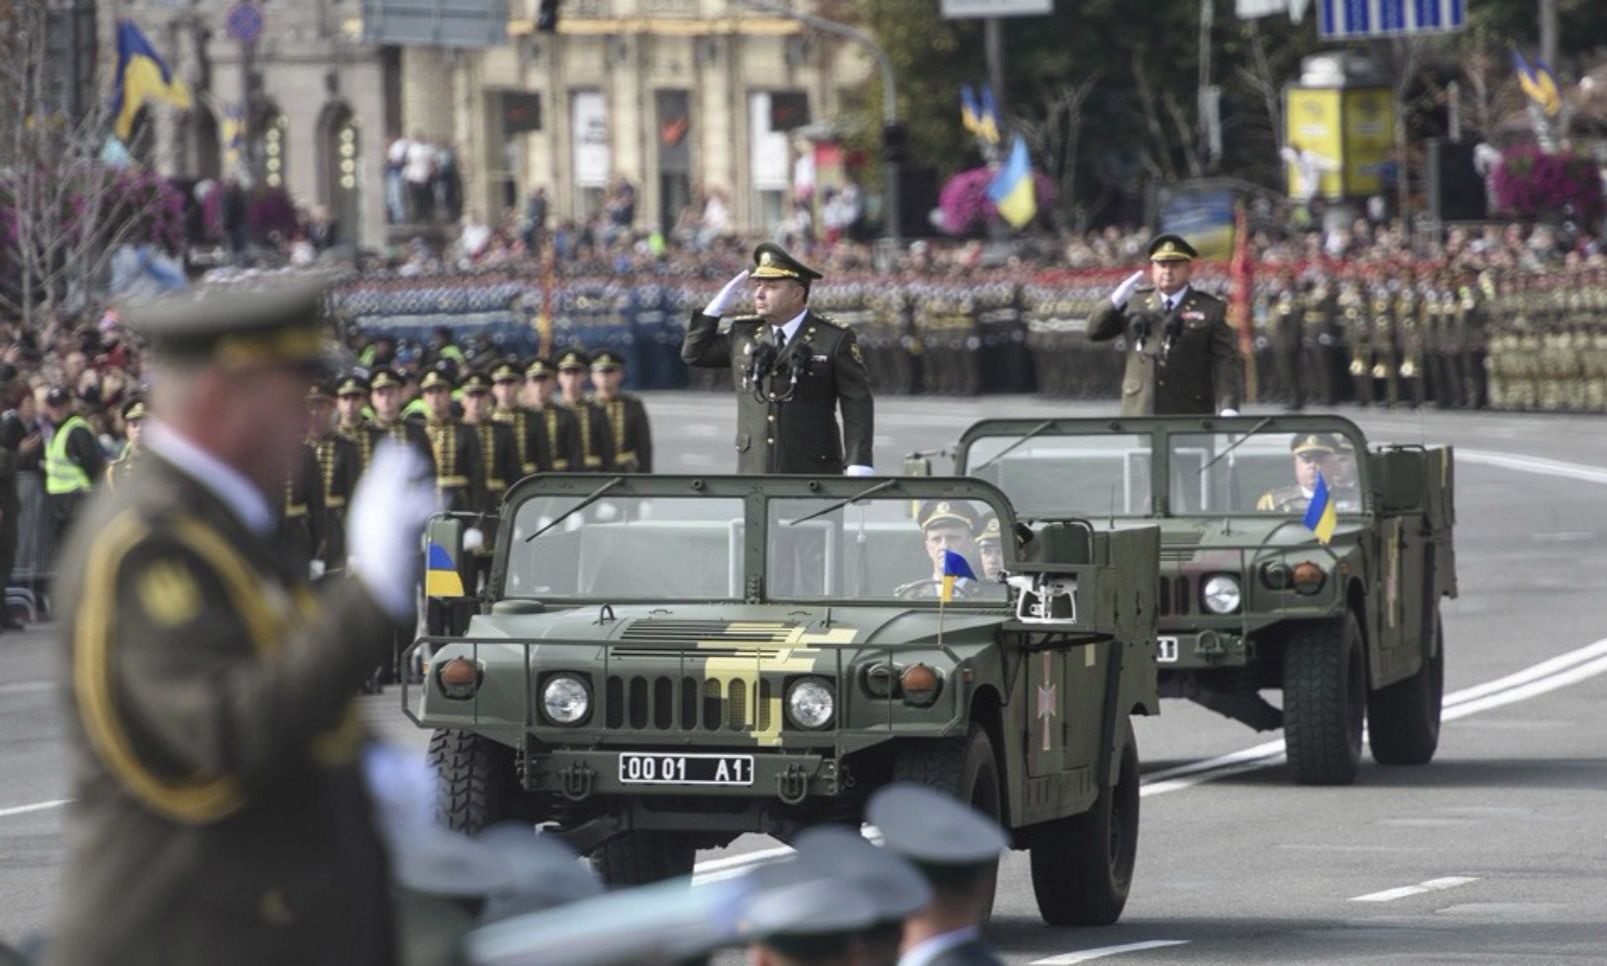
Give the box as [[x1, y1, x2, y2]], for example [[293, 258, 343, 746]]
[[425, 542, 465, 597], [941, 549, 977, 603], [1302, 471, 1338, 545]]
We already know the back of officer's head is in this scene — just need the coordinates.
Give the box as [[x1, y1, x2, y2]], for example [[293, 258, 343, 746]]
[[866, 784, 1007, 927]]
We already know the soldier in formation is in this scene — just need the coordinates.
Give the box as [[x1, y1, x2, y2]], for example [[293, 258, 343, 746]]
[[588, 350, 653, 473], [418, 365, 484, 513], [306, 378, 361, 572], [555, 349, 616, 473], [522, 357, 584, 473]]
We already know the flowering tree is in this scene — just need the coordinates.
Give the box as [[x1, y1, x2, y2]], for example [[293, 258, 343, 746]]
[[937, 167, 1058, 236], [1490, 147, 1604, 223]]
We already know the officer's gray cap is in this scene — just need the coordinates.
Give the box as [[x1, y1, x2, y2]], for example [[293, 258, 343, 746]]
[[791, 825, 932, 921], [866, 783, 1008, 866]]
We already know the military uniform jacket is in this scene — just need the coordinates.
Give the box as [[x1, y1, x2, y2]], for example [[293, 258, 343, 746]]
[[309, 432, 361, 566], [1087, 288, 1240, 416], [468, 418, 522, 515], [493, 407, 553, 476], [682, 310, 875, 474], [105, 442, 143, 492], [526, 404, 584, 473], [277, 442, 326, 575], [360, 418, 436, 480], [52, 452, 400, 966], [424, 417, 485, 513], [564, 398, 617, 472], [598, 393, 653, 473]]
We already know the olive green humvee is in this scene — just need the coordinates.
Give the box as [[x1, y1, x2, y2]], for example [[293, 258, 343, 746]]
[[954, 415, 1456, 786], [408, 474, 1160, 925]]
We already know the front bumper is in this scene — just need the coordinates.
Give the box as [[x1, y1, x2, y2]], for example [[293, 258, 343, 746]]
[[1155, 628, 1251, 669], [528, 749, 840, 803]]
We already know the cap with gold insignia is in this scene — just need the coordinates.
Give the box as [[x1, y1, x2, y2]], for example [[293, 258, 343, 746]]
[[525, 357, 555, 379], [121, 395, 148, 423], [590, 350, 625, 371], [461, 371, 493, 394], [750, 242, 824, 284], [1147, 234, 1199, 263], [490, 360, 522, 384], [306, 379, 336, 402], [916, 499, 979, 533], [369, 367, 404, 391], [1290, 432, 1340, 456], [974, 514, 1002, 546], [556, 348, 590, 372], [336, 371, 370, 397], [121, 278, 334, 372], [420, 364, 456, 392]]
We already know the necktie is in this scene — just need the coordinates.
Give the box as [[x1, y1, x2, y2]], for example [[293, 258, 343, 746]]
[[772, 326, 786, 348]]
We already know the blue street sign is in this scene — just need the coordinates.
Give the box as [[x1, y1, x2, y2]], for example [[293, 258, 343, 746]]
[[226, 1, 264, 45], [1319, 0, 1463, 38]]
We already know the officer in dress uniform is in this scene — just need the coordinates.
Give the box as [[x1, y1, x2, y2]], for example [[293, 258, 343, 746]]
[[869, 784, 1008, 966], [365, 366, 435, 474], [1086, 235, 1241, 417], [1255, 433, 1357, 513], [418, 364, 484, 513], [589, 349, 653, 473], [333, 372, 373, 469], [104, 395, 147, 491], [278, 435, 325, 580], [681, 243, 876, 475], [523, 357, 584, 472], [52, 279, 436, 966], [306, 379, 360, 572], [489, 359, 551, 477], [555, 349, 617, 472], [459, 371, 520, 517]]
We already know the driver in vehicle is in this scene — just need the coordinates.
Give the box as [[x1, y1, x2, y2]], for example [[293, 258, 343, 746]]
[[976, 514, 1005, 581], [896, 500, 982, 598], [1256, 433, 1358, 512]]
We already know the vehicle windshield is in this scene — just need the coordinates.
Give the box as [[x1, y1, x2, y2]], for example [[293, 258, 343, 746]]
[[967, 434, 1156, 518], [1170, 431, 1365, 515], [766, 496, 1009, 604], [505, 494, 747, 600]]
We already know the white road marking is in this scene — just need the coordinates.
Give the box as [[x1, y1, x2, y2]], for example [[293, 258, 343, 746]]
[[1031, 939, 1191, 964], [1457, 450, 1607, 486], [1350, 875, 1479, 903], [0, 680, 54, 695], [0, 799, 68, 819]]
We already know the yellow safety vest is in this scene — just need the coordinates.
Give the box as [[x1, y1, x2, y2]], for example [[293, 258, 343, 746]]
[[46, 415, 94, 495]]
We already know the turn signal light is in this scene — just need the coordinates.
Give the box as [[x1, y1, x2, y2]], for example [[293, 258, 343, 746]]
[[900, 663, 941, 706], [1291, 562, 1325, 595], [437, 657, 480, 699]]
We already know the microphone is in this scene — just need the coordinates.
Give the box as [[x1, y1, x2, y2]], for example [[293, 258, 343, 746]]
[[744, 340, 778, 389]]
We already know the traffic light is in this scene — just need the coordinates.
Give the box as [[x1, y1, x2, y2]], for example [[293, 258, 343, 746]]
[[537, 0, 561, 32], [881, 121, 908, 166]]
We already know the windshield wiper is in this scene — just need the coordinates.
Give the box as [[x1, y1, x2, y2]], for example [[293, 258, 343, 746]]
[[786, 478, 899, 526], [973, 420, 1056, 472], [1200, 416, 1274, 473], [522, 476, 625, 542]]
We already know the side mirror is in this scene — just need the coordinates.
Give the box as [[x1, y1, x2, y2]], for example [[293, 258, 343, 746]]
[[1005, 572, 1078, 624]]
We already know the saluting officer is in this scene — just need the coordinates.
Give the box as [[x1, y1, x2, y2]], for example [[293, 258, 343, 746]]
[[523, 357, 584, 472], [104, 395, 147, 492], [1087, 234, 1241, 416], [53, 280, 436, 966], [555, 349, 617, 472], [589, 349, 653, 473], [489, 359, 550, 477], [306, 379, 360, 572], [681, 242, 876, 475], [418, 364, 484, 513], [460, 371, 521, 516]]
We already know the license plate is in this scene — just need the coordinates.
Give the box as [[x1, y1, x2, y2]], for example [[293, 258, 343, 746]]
[[618, 753, 755, 786], [1156, 636, 1180, 663]]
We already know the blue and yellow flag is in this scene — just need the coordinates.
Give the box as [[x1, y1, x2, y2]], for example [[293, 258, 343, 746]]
[[940, 549, 977, 603], [1512, 49, 1562, 118], [977, 85, 1001, 144], [961, 85, 983, 137], [1302, 471, 1338, 545], [112, 20, 192, 141], [425, 542, 466, 598], [986, 136, 1037, 230]]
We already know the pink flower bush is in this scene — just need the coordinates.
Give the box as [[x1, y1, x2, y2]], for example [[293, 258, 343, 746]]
[[1491, 147, 1604, 221], [937, 166, 1058, 236]]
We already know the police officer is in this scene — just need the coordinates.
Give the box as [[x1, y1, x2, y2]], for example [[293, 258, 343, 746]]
[[43, 386, 105, 542], [104, 396, 148, 492], [868, 783, 1008, 966], [589, 350, 653, 473], [1087, 235, 1241, 416], [523, 357, 584, 472], [555, 349, 617, 472], [53, 279, 437, 966], [682, 242, 876, 475], [418, 364, 484, 512]]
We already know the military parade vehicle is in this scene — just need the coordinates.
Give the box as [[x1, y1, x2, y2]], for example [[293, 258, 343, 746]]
[[408, 473, 1161, 925], [952, 415, 1456, 786]]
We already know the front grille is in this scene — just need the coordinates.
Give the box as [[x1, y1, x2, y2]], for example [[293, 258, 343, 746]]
[[619, 619, 796, 644], [1158, 575, 1193, 616], [605, 673, 776, 733], [611, 646, 783, 660]]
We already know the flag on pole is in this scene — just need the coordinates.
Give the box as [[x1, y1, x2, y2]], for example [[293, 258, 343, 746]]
[[977, 85, 1001, 144], [1302, 472, 1338, 545], [960, 85, 983, 137], [940, 549, 977, 604], [986, 136, 1037, 230], [1512, 49, 1563, 118], [111, 20, 192, 141], [425, 542, 466, 598]]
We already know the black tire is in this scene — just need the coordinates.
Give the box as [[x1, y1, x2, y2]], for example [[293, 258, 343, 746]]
[[591, 833, 698, 887], [891, 725, 1003, 919], [1368, 613, 1444, 765], [428, 729, 517, 834], [1030, 729, 1140, 926], [1283, 613, 1367, 785]]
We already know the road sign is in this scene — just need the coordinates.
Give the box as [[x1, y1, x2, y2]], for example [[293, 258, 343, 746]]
[[1318, 0, 1465, 38], [225, 1, 264, 45], [940, 0, 1053, 19]]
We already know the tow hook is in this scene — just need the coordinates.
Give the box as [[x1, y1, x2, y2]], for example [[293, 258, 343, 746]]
[[559, 762, 594, 801], [776, 763, 810, 805]]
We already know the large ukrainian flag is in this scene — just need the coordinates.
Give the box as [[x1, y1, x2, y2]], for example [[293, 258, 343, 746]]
[[112, 20, 192, 142], [1302, 471, 1338, 545], [986, 136, 1037, 230]]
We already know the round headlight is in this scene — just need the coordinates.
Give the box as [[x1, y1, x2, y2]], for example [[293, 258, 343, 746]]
[[1202, 575, 1242, 614], [786, 679, 835, 730], [1292, 561, 1326, 595], [542, 675, 590, 725]]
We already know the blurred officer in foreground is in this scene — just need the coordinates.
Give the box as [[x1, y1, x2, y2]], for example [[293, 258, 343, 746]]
[[869, 784, 1008, 966], [52, 280, 436, 965], [589, 350, 653, 472], [785, 825, 934, 966], [682, 243, 875, 475], [1087, 234, 1240, 417]]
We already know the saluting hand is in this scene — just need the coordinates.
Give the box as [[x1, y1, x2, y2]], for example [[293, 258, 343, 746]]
[[1110, 269, 1146, 309], [703, 270, 751, 317]]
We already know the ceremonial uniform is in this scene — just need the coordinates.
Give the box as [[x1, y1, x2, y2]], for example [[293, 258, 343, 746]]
[[104, 397, 147, 492], [555, 349, 617, 472], [333, 373, 377, 472], [681, 243, 875, 474], [278, 442, 326, 578], [418, 368, 485, 513], [362, 367, 436, 481], [460, 372, 521, 516], [306, 381, 360, 570], [590, 350, 654, 473], [1086, 235, 1241, 416], [489, 361, 552, 477], [523, 358, 585, 473]]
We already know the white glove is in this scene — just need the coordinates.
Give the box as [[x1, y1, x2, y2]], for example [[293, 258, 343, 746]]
[[1219, 408, 1240, 417], [463, 527, 485, 552], [1110, 270, 1146, 308], [703, 270, 750, 317], [844, 465, 874, 477], [347, 440, 437, 619]]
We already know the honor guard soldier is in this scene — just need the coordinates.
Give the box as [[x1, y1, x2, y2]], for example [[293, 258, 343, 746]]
[[306, 379, 360, 572], [1302, 279, 1343, 407], [333, 371, 373, 465], [681, 242, 876, 475], [104, 395, 147, 492], [53, 279, 437, 966], [1339, 272, 1373, 405], [1087, 234, 1241, 417], [365, 366, 435, 472], [278, 436, 325, 580], [489, 359, 551, 477], [419, 364, 485, 512], [524, 357, 584, 472], [460, 371, 521, 516], [589, 349, 653, 472], [555, 349, 617, 472]]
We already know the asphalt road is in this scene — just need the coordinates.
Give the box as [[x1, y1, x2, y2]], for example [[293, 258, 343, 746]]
[[3, 394, 1607, 964]]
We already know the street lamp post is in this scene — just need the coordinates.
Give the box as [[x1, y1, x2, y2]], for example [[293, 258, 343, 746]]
[[740, 1, 902, 245]]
